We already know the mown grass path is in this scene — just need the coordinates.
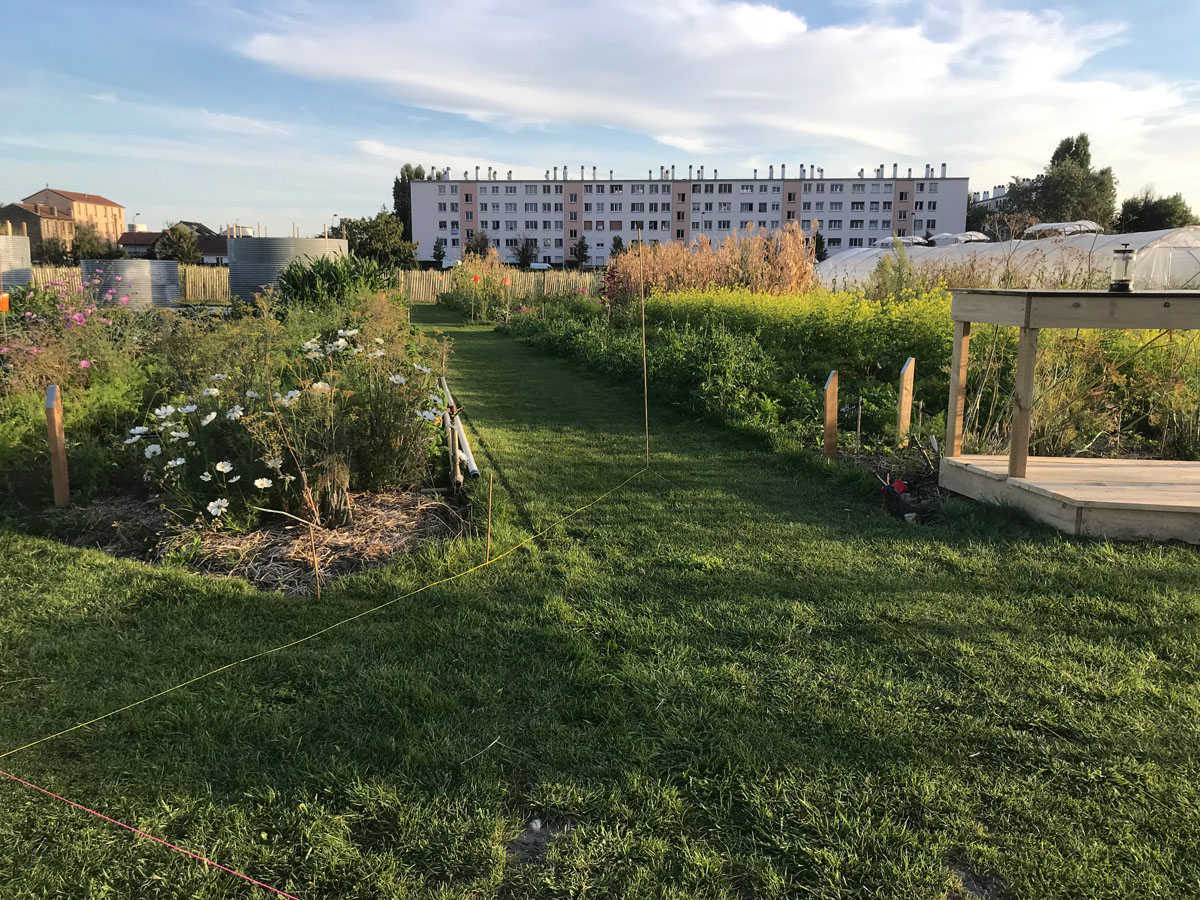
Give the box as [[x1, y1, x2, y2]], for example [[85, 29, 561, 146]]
[[1, 305, 1197, 899]]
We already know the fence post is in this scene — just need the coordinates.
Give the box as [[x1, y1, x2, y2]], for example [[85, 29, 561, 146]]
[[897, 357, 915, 446], [945, 320, 971, 457], [45, 384, 69, 507], [823, 370, 838, 459]]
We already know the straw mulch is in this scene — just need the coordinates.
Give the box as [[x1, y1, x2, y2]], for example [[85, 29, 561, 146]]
[[43, 491, 458, 595]]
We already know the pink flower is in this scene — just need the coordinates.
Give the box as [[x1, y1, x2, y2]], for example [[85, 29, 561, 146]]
[[71, 312, 87, 325], [114, 275, 122, 281], [119, 296, 130, 305], [79, 359, 91, 369]]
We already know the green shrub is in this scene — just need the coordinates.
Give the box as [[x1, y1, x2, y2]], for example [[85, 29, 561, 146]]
[[275, 254, 397, 313]]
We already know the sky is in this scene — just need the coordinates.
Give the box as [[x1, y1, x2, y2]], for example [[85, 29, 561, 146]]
[[2, 0, 1198, 238]]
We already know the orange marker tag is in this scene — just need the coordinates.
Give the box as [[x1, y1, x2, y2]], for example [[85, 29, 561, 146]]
[[0, 292, 9, 313]]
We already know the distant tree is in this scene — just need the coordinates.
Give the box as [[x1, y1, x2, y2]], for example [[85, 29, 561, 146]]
[[1113, 188, 1197, 233], [432, 238, 446, 268], [609, 234, 626, 256], [464, 230, 491, 257], [569, 236, 591, 268], [512, 236, 538, 268], [923, 229, 934, 243], [335, 209, 419, 269], [392, 163, 427, 239], [811, 230, 828, 262], [32, 237, 70, 265], [965, 199, 990, 233], [1004, 133, 1117, 226], [71, 224, 125, 261], [154, 223, 202, 264]]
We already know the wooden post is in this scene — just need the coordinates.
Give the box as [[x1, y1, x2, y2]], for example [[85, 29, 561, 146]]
[[823, 370, 838, 459], [856, 396, 862, 452], [45, 385, 69, 507], [944, 320, 971, 457], [896, 357, 915, 445], [1008, 326, 1039, 478]]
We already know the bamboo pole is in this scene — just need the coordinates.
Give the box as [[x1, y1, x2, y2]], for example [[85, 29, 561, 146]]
[[639, 228, 649, 466], [823, 370, 838, 459], [44, 385, 69, 507], [441, 377, 479, 478], [856, 396, 863, 452], [486, 472, 493, 562]]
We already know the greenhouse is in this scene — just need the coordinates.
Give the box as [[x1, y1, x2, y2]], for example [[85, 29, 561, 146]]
[[817, 226, 1200, 290]]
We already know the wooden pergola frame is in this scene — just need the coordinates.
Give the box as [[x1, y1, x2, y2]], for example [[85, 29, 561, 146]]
[[945, 289, 1200, 475]]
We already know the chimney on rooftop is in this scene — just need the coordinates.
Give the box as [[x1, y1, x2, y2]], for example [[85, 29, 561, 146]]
[[593, 166, 598, 180], [858, 168, 864, 178], [554, 166, 558, 180], [580, 165, 584, 180], [893, 163, 898, 178], [688, 165, 693, 179], [671, 165, 676, 179], [781, 163, 786, 179], [507, 170, 512, 180], [941, 163, 947, 178], [698, 165, 704, 179], [475, 166, 480, 180], [753, 168, 758, 179], [768, 165, 774, 179], [713, 168, 718, 179], [545, 170, 550, 180], [818, 167, 824, 179], [907, 167, 912, 178]]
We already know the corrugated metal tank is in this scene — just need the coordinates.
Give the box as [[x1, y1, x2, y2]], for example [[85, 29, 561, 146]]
[[228, 237, 349, 299], [0, 235, 33, 291], [80, 260, 180, 308]]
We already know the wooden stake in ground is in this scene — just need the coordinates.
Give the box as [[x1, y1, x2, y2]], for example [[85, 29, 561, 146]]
[[308, 524, 321, 600], [823, 370, 838, 459], [44, 384, 69, 508], [856, 396, 863, 452], [639, 228, 649, 466], [486, 471, 493, 563], [897, 357, 915, 446]]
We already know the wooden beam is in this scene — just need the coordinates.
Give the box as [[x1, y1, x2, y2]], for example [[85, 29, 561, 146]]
[[945, 320, 971, 457], [1029, 295, 1200, 330], [44, 384, 69, 507], [1008, 326, 1039, 478], [952, 290, 1027, 326], [897, 357, 915, 446], [823, 370, 838, 459]]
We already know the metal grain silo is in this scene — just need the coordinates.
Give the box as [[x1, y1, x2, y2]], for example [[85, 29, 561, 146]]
[[0, 235, 33, 291], [228, 237, 349, 300], [80, 259, 180, 308]]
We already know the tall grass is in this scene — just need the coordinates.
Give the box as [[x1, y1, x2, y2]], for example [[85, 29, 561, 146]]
[[275, 255, 396, 312]]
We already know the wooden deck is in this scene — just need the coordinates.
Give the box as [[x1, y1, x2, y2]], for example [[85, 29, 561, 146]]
[[940, 455, 1200, 544]]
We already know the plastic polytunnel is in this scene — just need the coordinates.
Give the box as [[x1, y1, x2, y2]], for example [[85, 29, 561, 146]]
[[816, 226, 1200, 291]]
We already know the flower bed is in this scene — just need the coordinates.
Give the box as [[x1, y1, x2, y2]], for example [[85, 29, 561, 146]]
[[2, 264, 454, 561]]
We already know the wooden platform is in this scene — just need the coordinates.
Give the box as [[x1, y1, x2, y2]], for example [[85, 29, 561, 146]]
[[940, 455, 1200, 544]]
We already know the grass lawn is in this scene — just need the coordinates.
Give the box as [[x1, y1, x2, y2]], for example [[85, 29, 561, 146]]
[[2, 304, 1198, 899]]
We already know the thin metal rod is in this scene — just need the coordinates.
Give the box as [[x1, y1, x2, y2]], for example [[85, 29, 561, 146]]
[[639, 228, 649, 466], [486, 471, 493, 563]]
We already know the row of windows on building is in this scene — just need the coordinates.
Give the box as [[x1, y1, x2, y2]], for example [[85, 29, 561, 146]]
[[437, 215, 937, 233], [437, 180, 945, 198]]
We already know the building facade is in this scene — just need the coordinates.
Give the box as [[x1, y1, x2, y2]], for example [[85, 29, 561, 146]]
[[22, 189, 125, 242], [411, 163, 969, 266], [1, 202, 76, 248]]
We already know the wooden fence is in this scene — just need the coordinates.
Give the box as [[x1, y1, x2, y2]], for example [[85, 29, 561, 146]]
[[29, 265, 599, 305], [31, 265, 231, 302], [400, 269, 599, 304]]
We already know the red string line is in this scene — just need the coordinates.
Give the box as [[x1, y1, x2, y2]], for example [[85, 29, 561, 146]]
[[0, 767, 301, 900]]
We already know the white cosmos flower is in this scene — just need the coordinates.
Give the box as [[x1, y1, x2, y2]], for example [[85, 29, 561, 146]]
[[373, 337, 384, 345], [180, 404, 198, 414], [310, 382, 331, 393], [124, 435, 141, 444], [206, 498, 228, 516], [337, 328, 359, 337], [228, 475, 241, 483], [130, 425, 150, 435], [414, 363, 431, 374], [202, 387, 219, 397], [144, 443, 162, 458], [281, 474, 297, 485], [305, 350, 323, 359], [215, 460, 233, 473], [389, 374, 405, 384], [254, 477, 273, 489], [276, 389, 302, 407], [187, 441, 196, 447], [170, 430, 189, 440], [153, 405, 175, 419], [367, 349, 385, 358], [301, 338, 321, 352], [210, 373, 228, 381], [201, 411, 217, 426], [165, 457, 185, 468], [200, 472, 212, 482], [245, 390, 260, 399], [417, 410, 439, 422], [226, 405, 244, 420], [265, 457, 283, 470]]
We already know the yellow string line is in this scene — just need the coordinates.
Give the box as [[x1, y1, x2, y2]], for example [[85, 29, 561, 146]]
[[0, 466, 648, 762]]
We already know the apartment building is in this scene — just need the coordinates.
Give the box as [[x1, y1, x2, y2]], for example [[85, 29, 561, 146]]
[[411, 163, 969, 266], [22, 188, 126, 242], [0, 201, 76, 249]]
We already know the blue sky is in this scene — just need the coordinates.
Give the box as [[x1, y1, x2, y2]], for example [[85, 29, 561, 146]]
[[2, 0, 1197, 238]]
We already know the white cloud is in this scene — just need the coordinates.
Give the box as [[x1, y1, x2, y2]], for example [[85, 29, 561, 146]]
[[197, 108, 291, 136], [234, 0, 1200, 204]]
